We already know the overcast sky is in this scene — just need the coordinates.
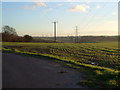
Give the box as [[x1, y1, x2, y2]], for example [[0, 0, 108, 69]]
[[1, 1, 118, 36]]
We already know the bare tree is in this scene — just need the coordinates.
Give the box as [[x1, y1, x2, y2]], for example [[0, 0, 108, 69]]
[[2, 25, 17, 36], [2, 25, 18, 42]]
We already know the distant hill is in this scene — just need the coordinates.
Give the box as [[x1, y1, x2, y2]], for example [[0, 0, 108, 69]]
[[33, 36, 118, 43]]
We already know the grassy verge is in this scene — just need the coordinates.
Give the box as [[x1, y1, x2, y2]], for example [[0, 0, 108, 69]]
[[2, 47, 119, 88]]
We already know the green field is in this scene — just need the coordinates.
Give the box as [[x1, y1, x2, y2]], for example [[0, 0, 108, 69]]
[[2, 42, 120, 88], [2, 42, 119, 69]]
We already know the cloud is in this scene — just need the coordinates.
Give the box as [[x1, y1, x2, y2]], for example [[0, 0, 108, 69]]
[[22, 2, 47, 10], [34, 2, 47, 7], [69, 4, 90, 12], [96, 5, 101, 9]]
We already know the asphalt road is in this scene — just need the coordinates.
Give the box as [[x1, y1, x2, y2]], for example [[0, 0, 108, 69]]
[[2, 53, 84, 88]]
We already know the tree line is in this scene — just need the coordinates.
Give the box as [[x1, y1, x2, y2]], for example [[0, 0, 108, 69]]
[[1, 25, 57, 43], [1, 25, 118, 43], [2, 25, 33, 42]]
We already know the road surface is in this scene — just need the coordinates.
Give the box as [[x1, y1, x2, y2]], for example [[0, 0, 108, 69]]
[[2, 53, 84, 88]]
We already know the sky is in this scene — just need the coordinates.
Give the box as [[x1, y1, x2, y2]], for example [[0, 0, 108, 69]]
[[1, 1, 118, 36]]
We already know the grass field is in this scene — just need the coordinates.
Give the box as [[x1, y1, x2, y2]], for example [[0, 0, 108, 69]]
[[2, 42, 120, 88]]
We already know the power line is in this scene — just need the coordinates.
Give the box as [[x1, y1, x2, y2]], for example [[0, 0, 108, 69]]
[[85, 3, 118, 32], [80, 2, 110, 32]]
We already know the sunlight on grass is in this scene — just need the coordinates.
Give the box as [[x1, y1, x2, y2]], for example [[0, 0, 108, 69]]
[[95, 70, 103, 75]]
